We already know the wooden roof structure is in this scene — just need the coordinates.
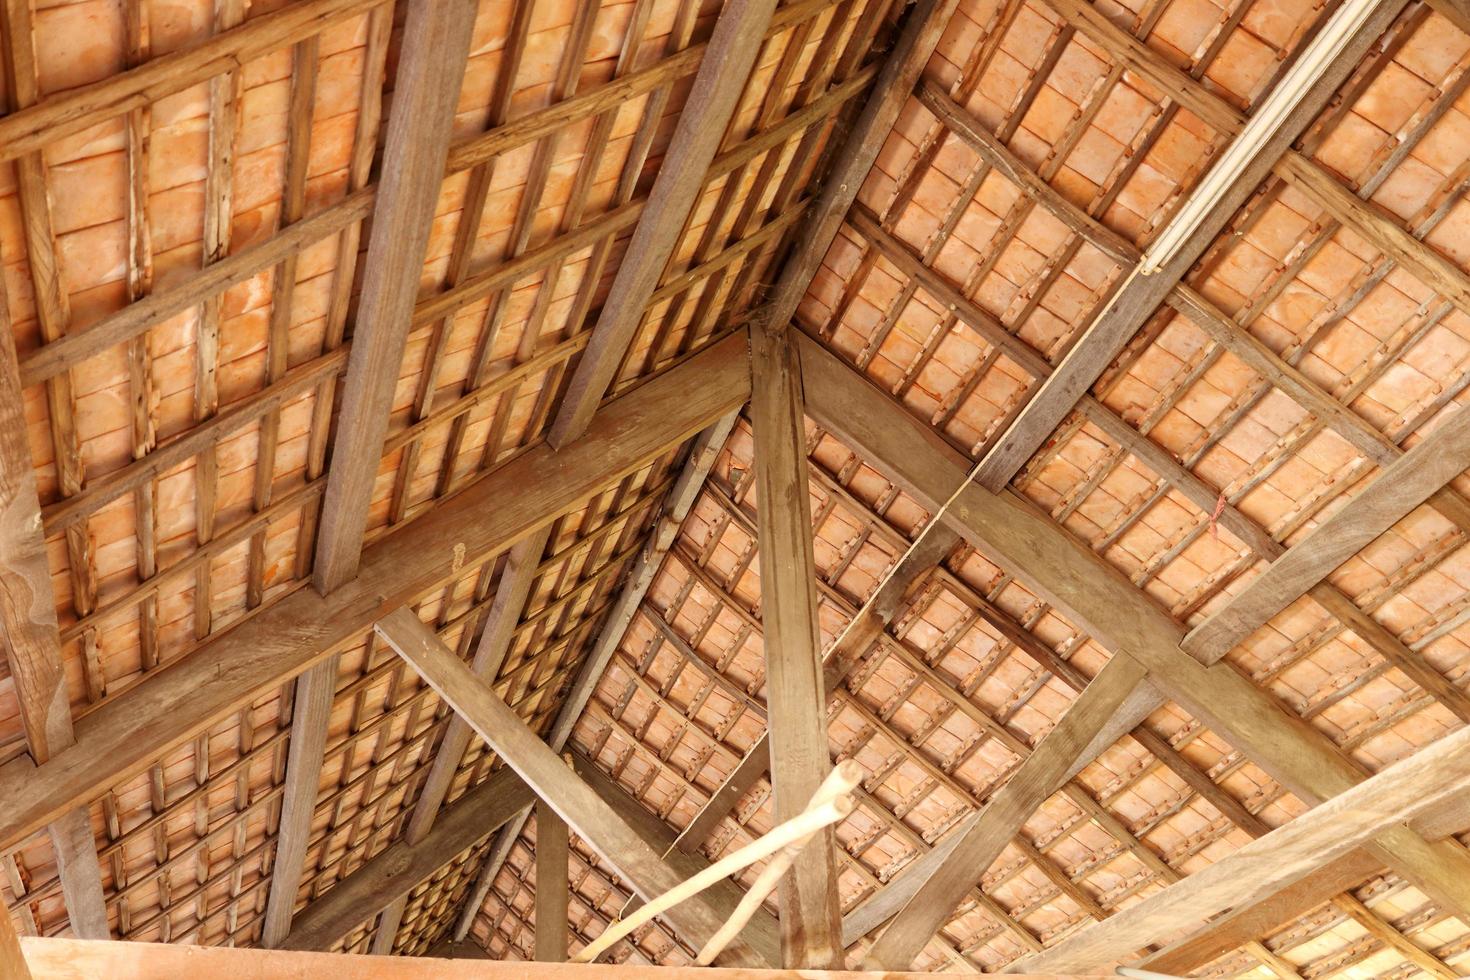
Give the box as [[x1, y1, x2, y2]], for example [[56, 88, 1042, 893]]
[[4, 0, 1470, 974]]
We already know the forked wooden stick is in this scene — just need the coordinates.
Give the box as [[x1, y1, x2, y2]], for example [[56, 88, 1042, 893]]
[[572, 761, 863, 964], [694, 760, 863, 964]]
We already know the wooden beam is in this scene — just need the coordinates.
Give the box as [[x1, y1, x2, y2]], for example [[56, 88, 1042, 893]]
[[280, 768, 531, 951], [0, 244, 108, 940], [795, 333, 1470, 922], [534, 805, 569, 962], [671, 527, 960, 855], [18, 937, 1043, 980], [546, 0, 780, 446], [1009, 722, 1470, 973], [0, 333, 750, 854], [0, 0, 378, 163], [861, 655, 1157, 968], [756, 0, 962, 331], [376, 609, 770, 967], [260, 0, 478, 948], [969, 0, 1412, 491], [448, 412, 740, 943], [748, 321, 844, 967], [1183, 406, 1470, 664], [1136, 850, 1383, 975], [1429, 0, 1470, 33]]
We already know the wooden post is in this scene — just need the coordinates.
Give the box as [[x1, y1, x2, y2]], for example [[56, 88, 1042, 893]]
[[534, 804, 569, 963], [748, 320, 844, 968]]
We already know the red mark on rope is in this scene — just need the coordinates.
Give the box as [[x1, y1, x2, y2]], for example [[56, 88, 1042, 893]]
[[1209, 492, 1226, 539]]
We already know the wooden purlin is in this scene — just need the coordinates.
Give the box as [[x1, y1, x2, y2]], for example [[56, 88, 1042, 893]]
[[797, 335, 1470, 945]]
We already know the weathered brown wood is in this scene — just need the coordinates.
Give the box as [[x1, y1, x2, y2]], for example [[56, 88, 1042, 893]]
[[449, 413, 739, 942], [970, 0, 1413, 491], [376, 608, 769, 967], [0, 259, 108, 941], [279, 768, 531, 951], [0, 334, 750, 853], [19, 936, 1099, 980], [0, 305, 70, 765], [1428, 0, 1470, 32], [863, 655, 1156, 968], [260, 0, 478, 948], [1136, 850, 1383, 975], [756, 0, 962, 331], [1010, 722, 1470, 973], [533, 804, 569, 962], [312, 0, 477, 594], [1182, 405, 1470, 665], [547, 0, 780, 447], [795, 333, 1470, 922], [748, 321, 844, 967], [0, 0, 380, 163]]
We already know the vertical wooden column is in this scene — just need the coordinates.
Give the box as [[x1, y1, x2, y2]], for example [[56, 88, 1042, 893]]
[[534, 804, 569, 962], [747, 321, 842, 968]]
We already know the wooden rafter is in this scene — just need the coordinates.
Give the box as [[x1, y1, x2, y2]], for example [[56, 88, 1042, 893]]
[[279, 768, 531, 951], [969, 0, 1413, 491], [546, 0, 781, 446], [861, 654, 1157, 968], [376, 608, 771, 967], [446, 413, 739, 942], [1183, 407, 1470, 664], [796, 333, 1470, 930], [259, 0, 480, 948], [0, 335, 748, 854], [533, 805, 569, 962], [1011, 722, 1470, 973], [893, 84, 1470, 721]]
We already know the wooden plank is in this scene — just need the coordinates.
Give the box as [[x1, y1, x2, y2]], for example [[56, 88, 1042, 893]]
[[795, 333, 1470, 922], [19, 937, 1101, 980], [0, 334, 750, 853], [0, 0, 380, 163], [280, 768, 531, 951], [260, 0, 479, 947], [1182, 405, 1470, 665], [546, 0, 780, 446], [970, 0, 1412, 491], [748, 321, 844, 967], [448, 413, 739, 943], [1009, 722, 1470, 973], [533, 804, 569, 962], [375, 609, 769, 967], [756, 0, 962, 331], [862, 655, 1155, 969]]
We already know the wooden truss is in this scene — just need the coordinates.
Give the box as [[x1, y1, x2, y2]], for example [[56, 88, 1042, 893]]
[[3, 0, 1470, 971]]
